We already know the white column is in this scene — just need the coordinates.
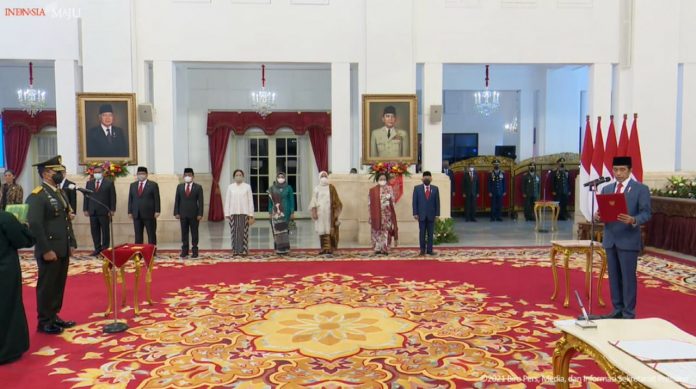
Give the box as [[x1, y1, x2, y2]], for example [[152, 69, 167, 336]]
[[622, 0, 679, 171], [152, 60, 175, 174], [681, 63, 696, 171], [54, 59, 79, 173], [330, 62, 351, 173], [587, 63, 613, 137], [421, 63, 443, 174], [364, 0, 415, 93]]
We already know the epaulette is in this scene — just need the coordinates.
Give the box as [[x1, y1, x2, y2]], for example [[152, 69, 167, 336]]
[[32, 186, 44, 194]]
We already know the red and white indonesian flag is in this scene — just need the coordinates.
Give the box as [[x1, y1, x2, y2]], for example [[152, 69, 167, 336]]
[[604, 116, 618, 179], [579, 116, 594, 221], [628, 114, 643, 182]]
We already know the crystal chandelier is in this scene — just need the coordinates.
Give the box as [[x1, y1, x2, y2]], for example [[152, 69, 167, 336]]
[[473, 65, 500, 116], [251, 64, 276, 118], [17, 62, 47, 117], [504, 116, 519, 134]]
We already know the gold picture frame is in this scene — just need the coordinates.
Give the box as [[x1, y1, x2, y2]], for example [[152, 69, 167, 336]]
[[362, 94, 418, 165], [77, 93, 137, 165]]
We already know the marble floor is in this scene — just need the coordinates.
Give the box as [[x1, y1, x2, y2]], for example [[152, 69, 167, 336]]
[[147, 216, 577, 251]]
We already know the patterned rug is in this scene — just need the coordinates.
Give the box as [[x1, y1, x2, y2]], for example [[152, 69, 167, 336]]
[[2, 248, 695, 388]]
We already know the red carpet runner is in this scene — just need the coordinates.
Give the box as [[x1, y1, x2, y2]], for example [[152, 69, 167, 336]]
[[1, 248, 694, 388]]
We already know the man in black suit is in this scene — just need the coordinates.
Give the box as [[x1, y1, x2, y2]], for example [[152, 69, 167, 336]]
[[86, 104, 129, 158], [412, 171, 440, 256], [83, 166, 117, 256], [174, 168, 204, 258], [58, 165, 77, 217], [128, 166, 160, 244], [462, 164, 479, 222]]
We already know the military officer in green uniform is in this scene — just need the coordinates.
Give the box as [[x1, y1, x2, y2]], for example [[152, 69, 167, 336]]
[[25, 156, 77, 335], [370, 106, 410, 158], [551, 157, 571, 220], [522, 163, 541, 221]]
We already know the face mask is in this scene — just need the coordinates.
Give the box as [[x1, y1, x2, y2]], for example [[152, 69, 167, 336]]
[[378, 180, 387, 186], [529, 168, 535, 173], [469, 167, 474, 172], [234, 176, 244, 183], [277, 178, 286, 184], [137, 174, 147, 181], [52, 172, 64, 184], [320, 177, 329, 185], [93, 173, 103, 180], [184, 176, 193, 183], [423, 178, 431, 185], [559, 164, 565, 169]]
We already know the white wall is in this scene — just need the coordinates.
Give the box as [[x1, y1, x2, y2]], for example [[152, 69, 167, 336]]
[[545, 66, 588, 155], [441, 64, 548, 161], [179, 64, 332, 175]]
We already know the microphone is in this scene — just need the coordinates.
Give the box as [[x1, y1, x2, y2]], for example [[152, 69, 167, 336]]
[[583, 177, 611, 187], [68, 184, 94, 194]]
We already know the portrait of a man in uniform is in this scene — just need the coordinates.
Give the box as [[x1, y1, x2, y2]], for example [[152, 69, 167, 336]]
[[362, 94, 417, 164]]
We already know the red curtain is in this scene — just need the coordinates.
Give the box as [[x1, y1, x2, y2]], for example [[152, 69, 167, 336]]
[[206, 111, 332, 221], [1, 110, 56, 178], [206, 111, 331, 137], [207, 127, 233, 221], [308, 126, 329, 173]]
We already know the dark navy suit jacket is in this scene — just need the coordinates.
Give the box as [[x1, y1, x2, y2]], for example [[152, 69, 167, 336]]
[[601, 179, 651, 251], [412, 184, 440, 222]]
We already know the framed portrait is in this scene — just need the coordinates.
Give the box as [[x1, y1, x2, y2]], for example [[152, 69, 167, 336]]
[[362, 94, 418, 165], [77, 93, 137, 165]]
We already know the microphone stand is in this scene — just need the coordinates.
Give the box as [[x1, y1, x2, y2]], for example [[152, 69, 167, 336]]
[[577, 180, 602, 324], [80, 190, 128, 333]]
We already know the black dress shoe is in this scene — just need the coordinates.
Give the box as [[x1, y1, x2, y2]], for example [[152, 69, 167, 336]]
[[90, 250, 101, 256], [599, 311, 623, 319], [496, 218, 503, 222], [180, 251, 189, 258], [37, 324, 63, 334], [54, 318, 76, 328], [418, 251, 425, 256], [191, 249, 199, 258], [427, 251, 436, 256]]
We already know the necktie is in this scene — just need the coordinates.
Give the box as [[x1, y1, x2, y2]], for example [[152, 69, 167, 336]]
[[107, 128, 112, 143], [387, 128, 391, 138], [95, 180, 101, 192], [616, 182, 623, 193], [425, 186, 431, 200], [138, 181, 144, 196], [186, 184, 191, 197]]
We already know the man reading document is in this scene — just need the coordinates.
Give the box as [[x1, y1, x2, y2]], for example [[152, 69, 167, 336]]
[[594, 156, 651, 319]]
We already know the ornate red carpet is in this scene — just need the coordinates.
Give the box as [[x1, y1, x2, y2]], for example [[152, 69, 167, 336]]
[[2, 248, 694, 388]]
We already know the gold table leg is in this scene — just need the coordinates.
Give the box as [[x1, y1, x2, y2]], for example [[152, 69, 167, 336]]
[[597, 249, 607, 307], [563, 249, 572, 308], [145, 260, 154, 305], [550, 245, 559, 301], [133, 254, 142, 315], [102, 260, 113, 317], [552, 334, 576, 389]]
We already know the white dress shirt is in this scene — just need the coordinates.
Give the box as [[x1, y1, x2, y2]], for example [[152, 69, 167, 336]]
[[224, 182, 255, 217]]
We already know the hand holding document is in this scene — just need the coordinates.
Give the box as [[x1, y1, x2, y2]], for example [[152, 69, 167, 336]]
[[596, 193, 628, 223]]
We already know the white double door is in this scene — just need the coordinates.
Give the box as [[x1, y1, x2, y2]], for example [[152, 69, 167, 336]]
[[246, 135, 301, 218]]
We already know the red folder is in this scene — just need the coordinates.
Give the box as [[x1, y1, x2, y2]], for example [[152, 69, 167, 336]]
[[596, 193, 628, 223]]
